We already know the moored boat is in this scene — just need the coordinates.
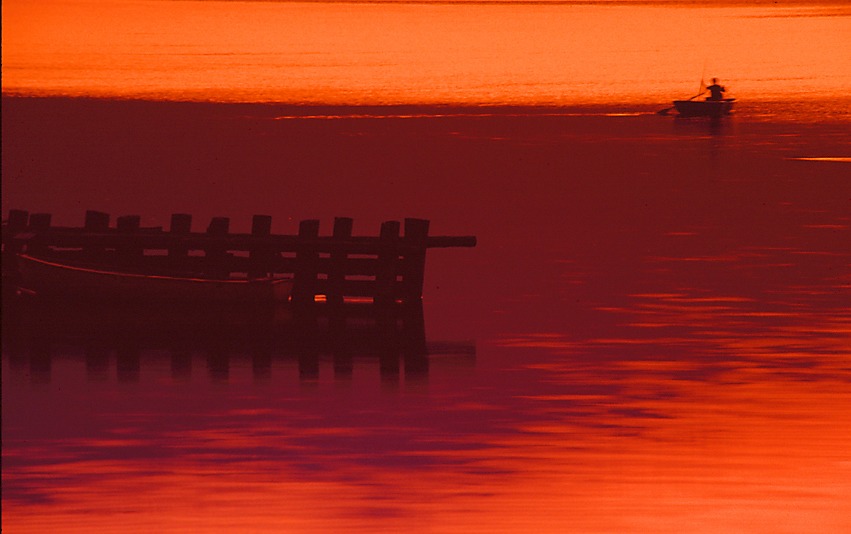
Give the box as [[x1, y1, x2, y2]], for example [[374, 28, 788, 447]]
[[14, 254, 292, 304], [673, 98, 735, 118]]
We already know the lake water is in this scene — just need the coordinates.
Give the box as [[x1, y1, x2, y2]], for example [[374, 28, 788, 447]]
[[2, 0, 851, 532], [3, 0, 851, 112], [3, 96, 850, 532]]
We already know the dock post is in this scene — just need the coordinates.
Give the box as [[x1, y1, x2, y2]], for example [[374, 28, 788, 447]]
[[28, 213, 52, 257], [7, 210, 29, 232], [207, 217, 230, 235], [401, 219, 439, 379], [402, 218, 430, 305], [170, 213, 192, 234], [83, 210, 110, 260], [84, 210, 110, 230], [375, 220, 401, 308], [292, 219, 320, 307], [327, 217, 353, 308], [116, 215, 142, 266], [3, 209, 30, 269], [205, 216, 230, 279], [168, 213, 192, 273], [6, 209, 30, 254], [249, 214, 273, 279]]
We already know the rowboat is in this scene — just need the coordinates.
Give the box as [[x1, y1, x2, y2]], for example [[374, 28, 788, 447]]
[[14, 254, 292, 304], [673, 98, 735, 118]]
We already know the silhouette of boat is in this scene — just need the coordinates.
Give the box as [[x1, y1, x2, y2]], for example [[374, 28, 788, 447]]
[[673, 98, 735, 118], [13, 254, 293, 304]]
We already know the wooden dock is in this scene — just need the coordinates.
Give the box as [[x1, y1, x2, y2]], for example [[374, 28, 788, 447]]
[[2, 209, 476, 308]]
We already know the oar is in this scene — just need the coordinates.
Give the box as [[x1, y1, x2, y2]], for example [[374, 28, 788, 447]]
[[656, 88, 706, 115]]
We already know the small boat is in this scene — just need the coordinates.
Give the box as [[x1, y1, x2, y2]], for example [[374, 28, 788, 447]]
[[14, 254, 293, 304], [673, 98, 735, 118]]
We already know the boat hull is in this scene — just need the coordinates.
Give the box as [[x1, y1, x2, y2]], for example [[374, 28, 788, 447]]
[[15, 254, 292, 304], [673, 99, 735, 118]]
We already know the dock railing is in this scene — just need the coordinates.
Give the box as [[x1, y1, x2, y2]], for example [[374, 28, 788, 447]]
[[2, 209, 477, 308]]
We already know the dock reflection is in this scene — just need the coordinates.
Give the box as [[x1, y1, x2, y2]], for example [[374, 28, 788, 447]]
[[2, 296, 475, 385]]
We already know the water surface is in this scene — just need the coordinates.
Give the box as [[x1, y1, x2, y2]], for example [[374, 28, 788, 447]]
[[3, 0, 850, 112], [3, 0, 850, 531], [3, 97, 850, 532]]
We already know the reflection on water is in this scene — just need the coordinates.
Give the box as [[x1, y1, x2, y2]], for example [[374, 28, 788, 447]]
[[3, 99, 851, 531], [4, 286, 850, 532], [4, 243, 850, 532], [2, 299, 475, 385]]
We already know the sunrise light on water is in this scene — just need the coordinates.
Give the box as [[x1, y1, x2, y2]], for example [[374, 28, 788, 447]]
[[2, 0, 850, 532], [3, 0, 851, 109]]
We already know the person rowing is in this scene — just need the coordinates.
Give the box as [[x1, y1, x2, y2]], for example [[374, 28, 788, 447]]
[[658, 76, 734, 116], [705, 78, 726, 101]]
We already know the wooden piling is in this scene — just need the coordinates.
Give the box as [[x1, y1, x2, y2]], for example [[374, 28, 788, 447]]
[[116, 215, 142, 264], [3, 210, 29, 255], [375, 220, 401, 307], [168, 213, 192, 272], [207, 216, 230, 236], [84, 210, 110, 230], [28, 213, 52, 257], [205, 217, 230, 279], [327, 217, 354, 307], [83, 210, 110, 260], [292, 219, 320, 306], [249, 214, 273, 279], [170, 213, 192, 234], [7, 210, 29, 232], [402, 218, 430, 304]]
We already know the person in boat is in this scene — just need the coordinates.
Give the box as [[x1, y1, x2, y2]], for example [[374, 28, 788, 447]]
[[705, 78, 726, 101]]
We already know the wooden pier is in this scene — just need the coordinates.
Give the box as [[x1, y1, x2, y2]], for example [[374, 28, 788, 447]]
[[2, 209, 476, 308]]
